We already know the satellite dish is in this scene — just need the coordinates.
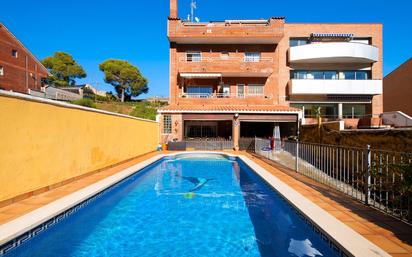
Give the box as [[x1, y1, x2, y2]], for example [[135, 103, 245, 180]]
[[195, 17, 200, 22]]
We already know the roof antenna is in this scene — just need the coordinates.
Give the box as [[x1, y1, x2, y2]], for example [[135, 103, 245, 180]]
[[190, 0, 197, 22]]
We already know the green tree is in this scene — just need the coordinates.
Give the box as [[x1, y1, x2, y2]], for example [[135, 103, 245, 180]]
[[41, 52, 86, 87], [99, 59, 148, 102]]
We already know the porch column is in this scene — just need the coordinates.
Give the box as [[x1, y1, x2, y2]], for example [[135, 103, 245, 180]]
[[233, 115, 240, 151], [301, 106, 305, 125], [338, 103, 343, 120], [172, 114, 183, 141]]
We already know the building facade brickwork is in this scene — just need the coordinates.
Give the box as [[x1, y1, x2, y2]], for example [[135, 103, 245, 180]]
[[159, 0, 384, 147], [0, 23, 49, 93], [383, 58, 412, 116]]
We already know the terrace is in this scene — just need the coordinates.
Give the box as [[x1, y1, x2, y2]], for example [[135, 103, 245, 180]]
[[168, 18, 285, 44], [178, 56, 274, 76], [0, 91, 411, 256]]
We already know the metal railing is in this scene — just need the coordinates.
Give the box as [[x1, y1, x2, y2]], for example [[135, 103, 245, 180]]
[[179, 56, 274, 63], [185, 139, 233, 150], [171, 21, 278, 35], [178, 92, 271, 99], [255, 138, 412, 223]]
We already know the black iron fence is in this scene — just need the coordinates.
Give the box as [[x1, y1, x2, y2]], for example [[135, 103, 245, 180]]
[[255, 138, 412, 223]]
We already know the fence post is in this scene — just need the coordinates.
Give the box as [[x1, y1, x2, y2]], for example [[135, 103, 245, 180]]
[[295, 120, 300, 172], [364, 144, 371, 205]]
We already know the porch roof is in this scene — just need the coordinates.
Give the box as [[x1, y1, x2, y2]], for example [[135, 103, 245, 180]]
[[158, 104, 301, 114]]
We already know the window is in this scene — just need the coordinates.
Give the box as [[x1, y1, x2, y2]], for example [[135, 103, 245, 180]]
[[343, 104, 367, 118], [220, 51, 229, 60], [291, 70, 367, 80], [11, 49, 18, 58], [355, 71, 370, 80], [342, 71, 356, 80], [187, 86, 213, 98], [237, 84, 245, 97], [220, 84, 230, 97], [244, 52, 260, 62], [290, 103, 338, 119], [311, 71, 324, 80], [350, 37, 371, 45], [186, 51, 201, 62], [291, 70, 308, 79], [290, 38, 308, 47], [247, 84, 264, 96], [324, 71, 338, 80], [0, 66, 3, 76], [163, 115, 172, 134]]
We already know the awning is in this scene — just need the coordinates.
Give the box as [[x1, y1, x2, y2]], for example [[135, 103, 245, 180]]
[[180, 73, 222, 79], [310, 33, 354, 38]]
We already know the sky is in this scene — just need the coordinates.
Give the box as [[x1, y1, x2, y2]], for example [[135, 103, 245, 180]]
[[1, 0, 410, 97]]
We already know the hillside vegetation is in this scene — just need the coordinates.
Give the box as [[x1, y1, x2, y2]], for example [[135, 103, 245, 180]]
[[71, 99, 166, 121]]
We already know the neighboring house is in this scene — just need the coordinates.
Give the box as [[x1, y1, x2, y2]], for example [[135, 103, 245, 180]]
[[145, 96, 169, 103], [158, 0, 383, 147], [60, 84, 107, 98], [383, 58, 412, 116], [0, 23, 49, 93], [43, 85, 82, 101]]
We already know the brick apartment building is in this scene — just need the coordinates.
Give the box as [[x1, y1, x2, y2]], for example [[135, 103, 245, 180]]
[[158, 0, 383, 148], [383, 58, 412, 116], [0, 23, 49, 93]]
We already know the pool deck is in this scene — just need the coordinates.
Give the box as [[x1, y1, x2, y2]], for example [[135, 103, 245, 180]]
[[0, 151, 411, 256]]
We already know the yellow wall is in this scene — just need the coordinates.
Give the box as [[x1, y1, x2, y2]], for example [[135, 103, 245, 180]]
[[0, 94, 159, 202]]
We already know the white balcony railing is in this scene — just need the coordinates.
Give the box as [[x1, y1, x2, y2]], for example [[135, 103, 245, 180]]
[[289, 79, 382, 95], [289, 42, 379, 63], [178, 92, 272, 99]]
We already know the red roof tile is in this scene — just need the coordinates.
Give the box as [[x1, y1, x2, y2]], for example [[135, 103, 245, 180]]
[[158, 104, 300, 113]]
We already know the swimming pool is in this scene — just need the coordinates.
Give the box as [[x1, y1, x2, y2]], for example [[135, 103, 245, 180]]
[[0, 153, 380, 256]]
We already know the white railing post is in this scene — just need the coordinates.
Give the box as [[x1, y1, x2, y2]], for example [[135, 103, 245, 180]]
[[295, 119, 301, 172], [364, 144, 371, 205]]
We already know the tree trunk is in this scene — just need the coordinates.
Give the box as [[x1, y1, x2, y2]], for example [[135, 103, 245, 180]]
[[121, 88, 125, 102]]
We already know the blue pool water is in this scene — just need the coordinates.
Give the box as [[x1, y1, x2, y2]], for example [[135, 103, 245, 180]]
[[4, 154, 340, 257]]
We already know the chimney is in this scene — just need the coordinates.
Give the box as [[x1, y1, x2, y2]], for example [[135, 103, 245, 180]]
[[170, 0, 178, 19]]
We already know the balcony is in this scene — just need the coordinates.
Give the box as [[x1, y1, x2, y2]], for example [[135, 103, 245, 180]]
[[289, 42, 379, 63], [289, 79, 382, 95], [168, 19, 284, 44], [179, 92, 272, 99], [176, 91, 274, 105], [178, 57, 274, 77]]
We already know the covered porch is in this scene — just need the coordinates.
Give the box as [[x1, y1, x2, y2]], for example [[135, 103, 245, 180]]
[[158, 104, 302, 150]]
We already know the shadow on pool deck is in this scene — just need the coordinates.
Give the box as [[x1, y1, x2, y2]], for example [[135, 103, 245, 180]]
[[248, 152, 412, 255]]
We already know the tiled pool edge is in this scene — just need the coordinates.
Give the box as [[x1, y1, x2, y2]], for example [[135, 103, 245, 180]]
[[238, 155, 391, 257], [0, 152, 390, 257]]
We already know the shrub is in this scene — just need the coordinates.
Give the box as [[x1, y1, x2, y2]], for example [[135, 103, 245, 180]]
[[71, 98, 96, 108], [129, 102, 158, 120]]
